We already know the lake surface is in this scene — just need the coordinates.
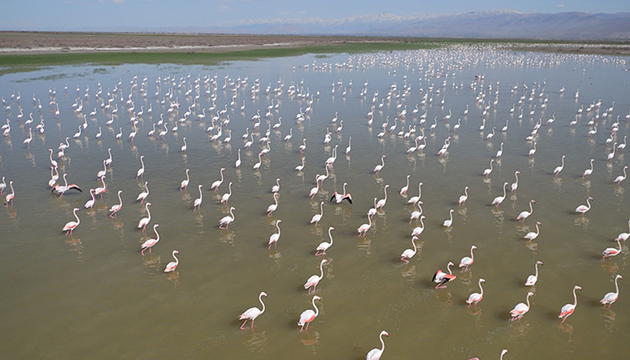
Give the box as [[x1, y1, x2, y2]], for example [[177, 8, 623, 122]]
[[1, 45, 629, 360]]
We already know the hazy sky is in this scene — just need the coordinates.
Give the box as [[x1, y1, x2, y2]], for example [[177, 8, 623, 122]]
[[1, 0, 627, 31]]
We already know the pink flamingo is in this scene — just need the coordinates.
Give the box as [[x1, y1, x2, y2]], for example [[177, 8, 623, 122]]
[[267, 193, 279, 217], [458, 186, 469, 206], [575, 197, 593, 215], [466, 278, 486, 306], [517, 200, 536, 223], [491, 182, 509, 208], [239, 291, 267, 330], [137, 181, 149, 203], [373, 155, 386, 176], [5, 180, 15, 206], [297, 295, 321, 331], [559, 285, 582, 323], [400, 174, 410, 196], [164, 250, 179, 272], [602, 239, 623, 260], [271, 178, 281, 193], [136, 155, 145, 179], [524, 222, 542, 242], [219, 207, 236, 229], [138, 202, 152, 231], [268, 220, 282, 249], [211, 167, 225, 192], [459, 245, 477, 271], [180, 169, 190, 191], [221, 182, 233, 205], [409, 201, 423, 224], [84, 189, 96, 209], [330, 182, 353, 204], [375, 185, 389, 210], [315, 227, 334, 256], [433, 261, 456, 289], [304, 259, 328, 294], [510, 292, 534, 321], [525, 261, 543, 286], [141, 224, 160, 255], [310, 202, 324, 226], [366, 330, 389, 360], [600, 275, 622, 307], [108, 190, 123, 218], [62, 208, 80, 235], [400, 236, 419, 263], [358, 214, 373, 236]]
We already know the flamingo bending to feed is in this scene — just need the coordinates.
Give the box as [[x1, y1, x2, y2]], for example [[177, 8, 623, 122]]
[[164, 250, 179, 272], [108, 190, 123, 218], [366, 330, 389, 360], [491, 182, 509, 208], [433, 261, 456, 289], [524, 222, 542, 242], [304, 259, 328, 294], [575, 196, 593, 215], [517, 200, 536, 222], [140, 224, 160, 255], [298, 295, 321, 331], [211, 168, 225, 192], [310, 202, 324, 226], [510, 292, 534, 321], [219, 207, 236, 229], [602, 239, 623, 260], [62, 208, 81, 235], [525, 261, 543, 286], [239, 292, 267, 330], [466, 278, 486, 306], [315, 227, 334, 256], [559, 285, 582, 323], [400, 236, 419, 263], [268, 220, 282, 249], [600, 275, 622, 307], [459, 245, 477, 271], [330, 182, 352, 204], [138, 202, 152, 231]]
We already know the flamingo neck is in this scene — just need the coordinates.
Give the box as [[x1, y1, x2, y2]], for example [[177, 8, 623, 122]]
[[573, 288, 579, 306], [312, 299, 319, 317], [379, 333, 386, 352], [259, 294, 266, 313], [479, 281, 484, 296]]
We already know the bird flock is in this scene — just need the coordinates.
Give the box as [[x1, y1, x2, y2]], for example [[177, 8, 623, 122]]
[[1, 44, 629, 359]]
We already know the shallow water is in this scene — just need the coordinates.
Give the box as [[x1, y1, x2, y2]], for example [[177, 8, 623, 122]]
[[1, 46, 629, 360]]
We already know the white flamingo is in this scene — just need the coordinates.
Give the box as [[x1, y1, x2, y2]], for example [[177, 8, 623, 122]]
[[525, 261, 543, 286], [315, 227, 335, 256]]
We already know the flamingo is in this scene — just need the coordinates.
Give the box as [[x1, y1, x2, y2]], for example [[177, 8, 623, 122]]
[[84, 189, 96, 209], [253, 151, 263, 170], [0, 177, 7, 194], [411, 216, 426, 237], [575, 196, 593, 215], [52, 173, 83, 197], [496, 142, 504, 158], [193, 185, 203, 212], [553, 155, 566, 177], [239, 291, 268, 330], [108, 190, 123, 218], [524, 222, 542, 242], [297, 295, 321, 331], [164, 250, 179, 273], [266, 193, 280, 217], [137, 181, 149, 203], [304, 259, 328, 294], [373, 155, 386, 176], [602, 239, 623, 260], [96, 160, 107, 179], [407, 183, 423, 204], [600, 275, 622, 307], [23, 127, 32, 149], [295, 157, 305, 172], [4, 180, 15, 206], [309, 180, 320, 200], [466, 278, 486, 306], [459, 245, 477, 271], [141, 224, 160, 255], [219, 207, 236, 229], [48, 148, 58, 168], [582, 159, 594, 178], [517, 200, 536, 222], [491, 182, 509, 208], [310, 202, 324, 226], [138, 202, 152, 231], [345, 136, 352, 155], [509, 171, 520, 193], [442, 209, 455, 227], [221, 182, 233, 205], [366, 330, 389, 360], [528, 142, 536, 157], [614, 166, 628, 184], [559, 285, 582, 323], [104, 148, 113, 167], [400, 236, 419, 263], [432, 261, 456, 289], [325, 144, 338, 168], [409, 201, 423, 224], [358, 215, 373, 236], [136, 155, 145, 179], [299, 138, 307, 153], [510, 292, 534, 321], [330, 182, 352, 204], [316, 166, 330, 185], [271, 178, 281, 194], [62, 208, 80, 235], [210, 168, 225, 192], [458, 186, 469, 206], [376, 185, 390, 210], [483, 159, 494, 177], [525, 261, 544, 286], [400, 175, 411, 196], [181, 137, 187, 153], [180, 169, 190, 191], [315, 227, 334, 256], [235, 148, 241, 169]]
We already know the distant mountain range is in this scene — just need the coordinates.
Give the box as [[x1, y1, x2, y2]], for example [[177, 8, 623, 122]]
[[95, 10, 630, 41]]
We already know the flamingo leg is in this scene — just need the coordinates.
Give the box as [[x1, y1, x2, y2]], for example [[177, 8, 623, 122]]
[[240, 320, 249, 330]]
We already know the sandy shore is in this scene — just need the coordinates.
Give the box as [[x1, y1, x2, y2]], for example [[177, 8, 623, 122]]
[[0, 31, 628, 56]]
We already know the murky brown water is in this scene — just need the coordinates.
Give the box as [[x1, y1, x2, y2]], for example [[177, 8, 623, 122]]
[[1, 47, 629, 359]]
